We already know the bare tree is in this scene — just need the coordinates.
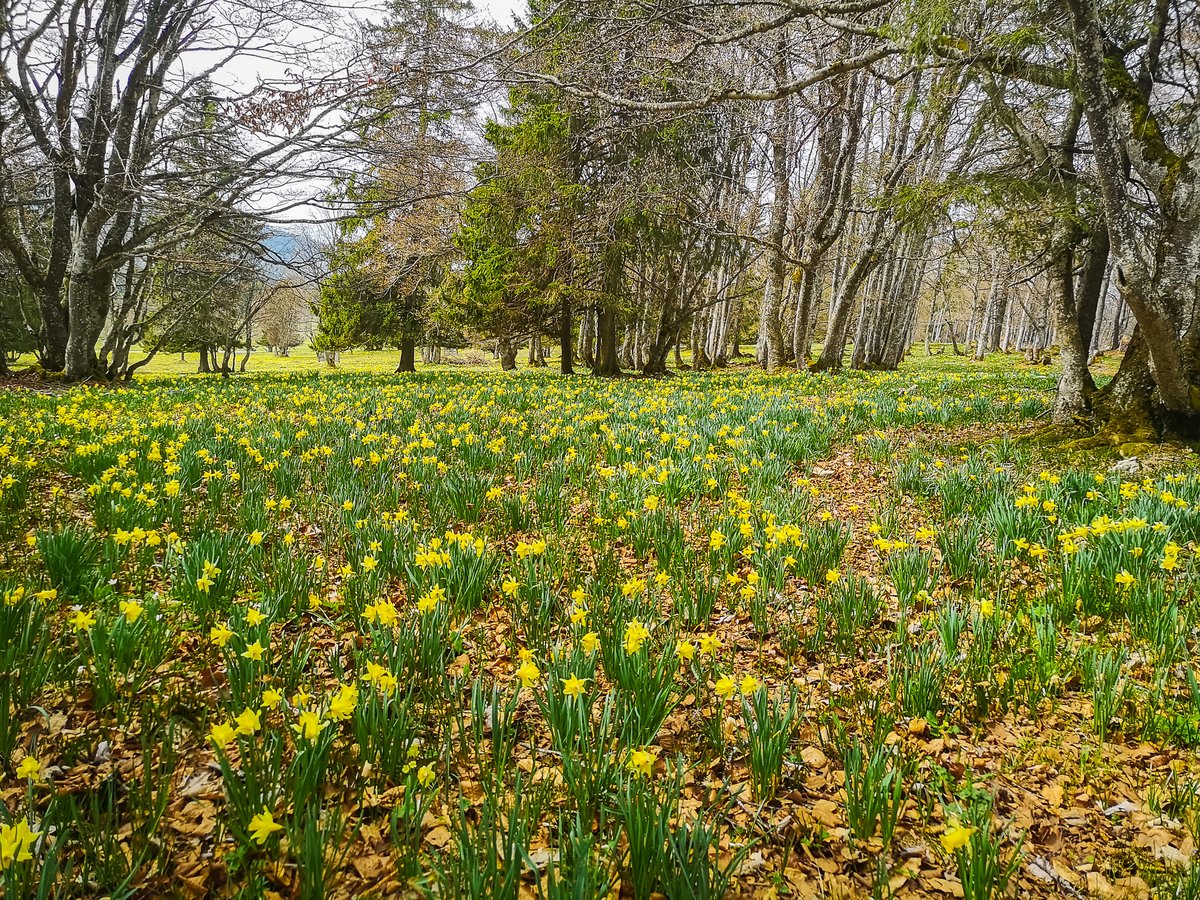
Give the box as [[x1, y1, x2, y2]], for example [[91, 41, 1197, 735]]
[[0, 0, 375, 380]]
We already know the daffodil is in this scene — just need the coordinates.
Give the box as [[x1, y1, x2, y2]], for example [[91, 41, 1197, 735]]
[[623, 619, 650, 654], [235, 707, 261, 736], [940, 820, 976, 853], [0, 819, 40, 866], [418, 584, 445, 613], [627, 747, 658, 777], [374, 599, 399, 627], [621, 576, 646, 598], [248, 808, 283, 844], [293, 709, 326, 740], [562, 675, 587, 699], [515, 661, 541, 687], [328, 683, 359, 720], [118, 599, 144, 623], [15, 756, 42, 780], [698, 633, 722, 655], [209, 722, 236, 749]]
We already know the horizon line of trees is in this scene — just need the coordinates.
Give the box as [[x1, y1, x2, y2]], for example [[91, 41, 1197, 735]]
[[311, 0, 1194, 441], [3, 0, 1197, 440]]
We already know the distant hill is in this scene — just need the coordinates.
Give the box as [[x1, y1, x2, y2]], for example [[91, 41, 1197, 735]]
[[259, 231, 302, 279]]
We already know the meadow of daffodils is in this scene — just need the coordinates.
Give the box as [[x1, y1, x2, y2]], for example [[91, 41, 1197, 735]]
[[2, 361, 1200, 898]]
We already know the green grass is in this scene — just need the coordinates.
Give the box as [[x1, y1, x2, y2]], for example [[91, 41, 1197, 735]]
[[8, 340, 1108, 380]]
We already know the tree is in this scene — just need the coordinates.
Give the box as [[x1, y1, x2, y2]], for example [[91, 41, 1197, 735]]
[[312, 226, 429, 371], [259, 283, 313, 357], [0, 277, 37, 376], [457, 92, 585, 372], [495, 0, 1196, 439], [914, 0, 1199, 436], [141, 223, 267, 375], [0, 0, 370, 380], [1060, 0, 1199, 436], [313, 0, 475, 372]]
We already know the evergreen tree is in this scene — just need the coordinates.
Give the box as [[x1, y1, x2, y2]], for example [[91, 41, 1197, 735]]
[[313, 0, 474, 372]]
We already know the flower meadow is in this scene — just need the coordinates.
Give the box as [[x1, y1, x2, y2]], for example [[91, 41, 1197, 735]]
[[2, 363, 1200, 898]]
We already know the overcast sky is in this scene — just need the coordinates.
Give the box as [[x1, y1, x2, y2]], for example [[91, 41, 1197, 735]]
[[215, 0, 526, 91], [477, 0, 523, 27]]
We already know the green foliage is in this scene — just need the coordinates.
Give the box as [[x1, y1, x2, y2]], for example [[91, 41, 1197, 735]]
[[0, 281, 38, 364], [312, 227, 425, 355], [456, 92, 584, 344]]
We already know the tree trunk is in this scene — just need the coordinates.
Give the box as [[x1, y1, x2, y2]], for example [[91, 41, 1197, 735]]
[[1091, 327, 1157, 440], [618, 321, 635, 370], [527, 331, 546, 367], [948, 322, 962, 355], [1075, 224, 1109, 383], [579, 308, 595, 369], [396, 338, 416, 373], [1064, 0, 1200, 422], [812, 230, 883, 374], [975, 259, 1002, 360], [497, 335, 518, 371], [38, 288, 68, 372], [1049, 235, 1092, 424], [594, 307, 621, 376], [560, 297, 574, 375], [760, 49, 790, 371], [64, 263, 111, 381], [593, 245, 623, 377], [240, 305, 253, 373]]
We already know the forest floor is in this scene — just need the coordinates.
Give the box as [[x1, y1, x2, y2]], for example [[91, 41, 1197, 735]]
[[2, 354, 1199, 899]]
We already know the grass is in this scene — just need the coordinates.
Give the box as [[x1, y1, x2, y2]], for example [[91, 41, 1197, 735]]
[[0, 352, 1195, 898], [8, 345, 429, 376], [8, 340, 1120, 379]]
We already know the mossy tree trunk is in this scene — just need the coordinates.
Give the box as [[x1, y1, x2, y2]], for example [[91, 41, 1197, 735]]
[[1062, 0, 1200, 437]]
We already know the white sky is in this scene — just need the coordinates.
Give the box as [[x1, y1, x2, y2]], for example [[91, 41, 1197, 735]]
[[215, 0, 526, 90], [476, 0, 523, 27]]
